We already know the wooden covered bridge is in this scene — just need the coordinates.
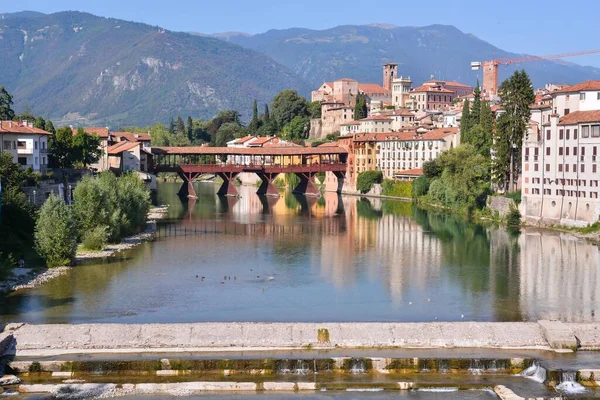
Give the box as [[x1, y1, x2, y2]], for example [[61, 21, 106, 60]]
[[151, 146, 348, 197]]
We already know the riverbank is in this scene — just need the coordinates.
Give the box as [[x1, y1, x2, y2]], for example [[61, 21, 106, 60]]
[[0, 205, 169, 294], [3, 320, 598, 356]]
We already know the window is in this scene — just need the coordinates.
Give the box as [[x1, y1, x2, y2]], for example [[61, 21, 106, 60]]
[[564, 109, 570, 115], [573, 164, 577, 172], [35, 157, 38, 165], [592, 125, 600, 138], [558, 164, 563, 172], [598, 92, 600, 100], [559, 129, 564, 140], [559, 147, 563, 156], [546, 164, 550, 172], [546, 147, 550, 156], [17, 140, 26, 149], [566, 164, 570, 172], [534, 164, 539, 172], [566, 147, 570, 156], [34, 142, 38, 150], [574, 129, 578, 140], [566, 129, 570, 140], [581, 164, 585, 173], [582, 147, 586, 156], [546, 130, 551, 140], [580, 93, 586, 100], [582, 125, 590, 138], [574, 147, 578, 156], [566, 95, 570, 101], [17, 157, 26, 166]]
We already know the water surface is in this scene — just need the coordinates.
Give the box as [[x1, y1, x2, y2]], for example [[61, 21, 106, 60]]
[[1, 182, 599, 323]]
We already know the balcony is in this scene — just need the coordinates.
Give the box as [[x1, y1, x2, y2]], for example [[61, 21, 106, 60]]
[[17, 146, 34, 155]]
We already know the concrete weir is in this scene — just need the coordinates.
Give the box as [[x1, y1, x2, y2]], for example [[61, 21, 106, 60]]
[[3, 320, 600, 356]]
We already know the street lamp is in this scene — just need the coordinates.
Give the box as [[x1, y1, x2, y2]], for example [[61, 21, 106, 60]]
[[32, 190, 36, 205]]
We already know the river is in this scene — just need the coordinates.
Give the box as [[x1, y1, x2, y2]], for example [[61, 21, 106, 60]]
[[1, 182, 599, 324]]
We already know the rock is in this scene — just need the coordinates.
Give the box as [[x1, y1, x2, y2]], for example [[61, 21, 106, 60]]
[[539, 320, 578, 350], [0, 375, 21, 385]]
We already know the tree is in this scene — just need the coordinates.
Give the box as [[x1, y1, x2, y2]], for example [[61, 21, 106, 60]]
[[477, 100, 494, 158], [44, 120, 56, 134], [0, 86, 15, 121], [186, 116, 193, 141], [0, 151, 25, 187], [356, 170, 383, 194], [263, 104, 270, 122], [492, 113, 512, 191], [495, 69, 535, 191], [248, 100, 261, 133], [35, 194, 77, 267], [215, 122, 241, 147], [308, 101, 322, 119], [354, 94, 368, 120], [73, 128, 102, 167], [281, 116, 309, 140], [471, 83, 481, 125], [34, 116, 46, 130], [461, 99, 471, 143], [168, 118, 176, 134], [176, 116, 185, 134], [49, 127, 76, 168], [270, 90, 308, 130]]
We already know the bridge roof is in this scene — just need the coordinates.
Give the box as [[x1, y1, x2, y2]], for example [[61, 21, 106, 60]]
[[152, 146, 348, 155]]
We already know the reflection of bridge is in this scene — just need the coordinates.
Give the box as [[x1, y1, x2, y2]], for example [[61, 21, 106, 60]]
[[156, 218, 346, 238], [151, 146, 348, 198]]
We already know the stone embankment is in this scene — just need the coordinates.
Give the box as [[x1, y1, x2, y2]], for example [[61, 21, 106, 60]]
[[3, 320, 599, 357]]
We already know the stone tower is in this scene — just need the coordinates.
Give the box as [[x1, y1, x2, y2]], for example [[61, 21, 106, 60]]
[[383, 63, 398, 91]]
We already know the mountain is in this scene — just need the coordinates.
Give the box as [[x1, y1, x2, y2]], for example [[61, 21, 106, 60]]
[[0, 11, 309, 127], [226, 24, 600, 89]]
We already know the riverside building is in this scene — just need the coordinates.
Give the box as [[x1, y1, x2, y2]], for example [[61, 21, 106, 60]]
[[0, 120, 51, 172], [522, 80, 600, 226]]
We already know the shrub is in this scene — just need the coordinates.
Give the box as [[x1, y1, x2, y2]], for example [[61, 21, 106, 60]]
[[506, 204, 521, 227], [35, 194, 77, 267], [505, 190, 522, 205], [82, 226, 108, 251], [412, 176, 430, 198], [381, 179, 412, 198], [356, 170, 383, 194]]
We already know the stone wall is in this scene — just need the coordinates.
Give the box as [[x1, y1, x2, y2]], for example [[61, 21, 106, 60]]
[[309, 119, 323, 139], [488, 196, 517, 218]]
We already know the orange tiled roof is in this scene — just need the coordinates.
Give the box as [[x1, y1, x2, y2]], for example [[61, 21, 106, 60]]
[[152, 146, 347, 155], [553, 80, 600, 94], [395, 168, 424, 176], [234, 135, 254, 144], [425, 79, 472, 88], [558, 110, 600, 125], [530, 104, 552, 110], [358, 83, 390, 94], [411, 85, 454, 94], [107, 141, 140, 155], [0, 121, 51, 135], [389, 109, 415, 117]]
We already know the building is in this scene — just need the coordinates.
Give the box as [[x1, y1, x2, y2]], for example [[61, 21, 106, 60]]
[[424, 79, 473, 97], [0, 120, 51, 172], [391, 76, 413, 109], [522, 80, 600, 226], [107, 141, 153, 173], [408, 83, 456, 111]]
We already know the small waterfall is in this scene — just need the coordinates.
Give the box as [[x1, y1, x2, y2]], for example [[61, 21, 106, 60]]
[[556, 371, 586, 395], [277, 359, 291, 374], [349, 359, 366, 374], [520, 361, 547, 383], [294, 360, 310, 375], [468, 359, 484, 375]]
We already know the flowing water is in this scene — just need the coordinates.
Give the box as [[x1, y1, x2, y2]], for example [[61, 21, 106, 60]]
[[1, 182, 600, 324]]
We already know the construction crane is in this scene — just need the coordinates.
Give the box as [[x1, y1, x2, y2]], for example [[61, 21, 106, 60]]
[[471, 49, 600, 97]]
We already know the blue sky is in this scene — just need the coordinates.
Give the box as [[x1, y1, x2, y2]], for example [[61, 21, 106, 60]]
[[3, 0, 600, 67]]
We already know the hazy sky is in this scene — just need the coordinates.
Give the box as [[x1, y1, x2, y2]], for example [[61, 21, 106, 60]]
[[3, 0, 600, 67]]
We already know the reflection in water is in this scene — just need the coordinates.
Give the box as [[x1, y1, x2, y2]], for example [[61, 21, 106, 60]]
[[0, 182, 599, 323]]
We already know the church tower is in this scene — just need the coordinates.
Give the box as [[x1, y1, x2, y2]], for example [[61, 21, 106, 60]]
[[383, 63, 398, 91]]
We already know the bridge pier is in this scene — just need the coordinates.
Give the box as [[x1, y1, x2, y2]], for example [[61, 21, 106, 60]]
[[256, 173, 280, 197], [293, 172, 320, 197], [333, 171, 346, 194], [177, 171, 201, 199], [217, 172, 239, 197]]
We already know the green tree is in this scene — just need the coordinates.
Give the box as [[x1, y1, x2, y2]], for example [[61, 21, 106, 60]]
[[73, 128, 102, 167], [281, 116, 309, 140], [461, 99, 471, 143], [263, 104, 270, 122], [186, 116, 193, 141], [35, 194, 77, 267], [356, 170, 383, 193], [49, 127, 76, 168], [0, 151, 25, 187], [0, 86, 15, 121], [492, 113, 512, 191], [168, 118, 176, 134], [215, 122, 241, 147], [471, 83, 481, 125], [176, 116, 185, 134], [495, 70, 535, 191], [270, 90, 308, 130], [354, 94, 368, 120], [44, 120, 56, 134], [248, 100, 261, 133], [34, 116, 46, 130], [308, 101, 322, 119]]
